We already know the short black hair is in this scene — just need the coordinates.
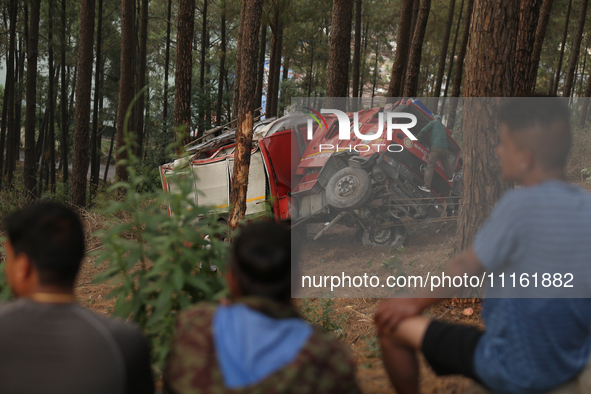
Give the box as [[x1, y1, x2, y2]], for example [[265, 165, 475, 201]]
[[498, 97, 571, 171], [3, 202, 85, 288], [231, 221, 291, 301]]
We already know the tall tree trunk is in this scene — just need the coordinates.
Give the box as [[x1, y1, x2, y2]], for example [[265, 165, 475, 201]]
[[48, 0, 56, 193], [440, 0, 464, 115], [270, 21, 283, 116], [457, 0, 519, 251], [163, 0, 172, 125], [433, 0, 456, 99], [61, 0, 69, 184], [307, 41, 314, 97], [198, 0, 208, 136], [326, 0, 353, 97], [562, 0, 589, 97], [402, 0, 431, 97], [512, 0, 543, 96], [388, 0, 414, 97], [351, 0, 362, 99], [255, 21, 267, 116], [232, 0, 248, 126], [173, 0, 196, 147], [228, 0, 264, 229], [104, 125, 115, 183], [359, 20, 370, 97], [579, 53, 591, 127], [135, 0, 148, 157], [0, 0, 17, 189], [266, 8, 280, 117], [447, 0, 474, 130], [71, 0, 95, 207], [529, 0, 553, 91], [116, 0, 135, 182], [553, 0, 572, 95], [216, 0, 226, 126], [90, 0, 103, 199], [278, 55, 290, 115], [24, 0, 41, 198]]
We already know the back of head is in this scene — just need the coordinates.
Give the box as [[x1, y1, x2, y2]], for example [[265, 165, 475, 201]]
[[231, 221, 291, 301], [498, 96, 571, 172], [434, 115, 442, 121], [3, 202, 85, 288]]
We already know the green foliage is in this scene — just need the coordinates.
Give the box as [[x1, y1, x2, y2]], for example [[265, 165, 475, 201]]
[[582, 167, 591, 182], [93, 105, 228, 372], [0, 238, 10, 302], [363, 335, 381, 359], [300, 296, 348, 338]]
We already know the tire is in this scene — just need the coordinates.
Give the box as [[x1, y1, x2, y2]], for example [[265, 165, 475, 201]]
[[360, 218, 406, 248], [325, 167, 372, 209]]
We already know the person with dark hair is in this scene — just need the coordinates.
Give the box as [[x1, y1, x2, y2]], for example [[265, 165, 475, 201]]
[[164, 221, 361, 393], [375, 97, 591, 394], [0, 202, 154, 394], [416, 114, 455, 193]]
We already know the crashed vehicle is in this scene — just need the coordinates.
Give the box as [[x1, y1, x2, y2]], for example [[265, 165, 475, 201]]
[[160, 99, 462, 248]]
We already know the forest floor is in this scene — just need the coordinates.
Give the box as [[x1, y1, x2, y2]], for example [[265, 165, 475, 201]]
[[73, 179, 591, 394]]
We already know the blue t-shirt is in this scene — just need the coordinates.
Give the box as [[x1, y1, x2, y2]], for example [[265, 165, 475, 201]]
[[472, 181, 591, 393]]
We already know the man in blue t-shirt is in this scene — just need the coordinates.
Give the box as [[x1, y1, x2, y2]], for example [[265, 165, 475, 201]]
[[375, 98, 591, 394]]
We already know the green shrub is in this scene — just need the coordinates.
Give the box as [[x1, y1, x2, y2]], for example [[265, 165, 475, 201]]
[[93, 104, 228, 372]]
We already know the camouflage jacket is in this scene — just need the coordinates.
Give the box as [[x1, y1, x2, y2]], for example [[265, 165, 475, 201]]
[[163, 297, 361, 394]]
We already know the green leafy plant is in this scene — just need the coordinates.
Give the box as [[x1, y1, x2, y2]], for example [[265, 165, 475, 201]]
[[582, 167, 591, 182], [300, 296, 348, 337], [93, 101, 228, 372]]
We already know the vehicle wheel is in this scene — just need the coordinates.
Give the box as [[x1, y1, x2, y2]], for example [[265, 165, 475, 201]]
[[360, 218, 406, 248], [325, 167, 372, 209]]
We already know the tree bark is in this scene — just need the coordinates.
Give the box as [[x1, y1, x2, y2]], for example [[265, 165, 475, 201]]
[[232, 0, 248, 126], [562, 0, 588, 97], [403, 0, 431, 97], [0, 0, 17, 189], [163, 0, 172, 125], [266, 7, 281, 117], [216, 0, 227, 126], [134, 0, 148, 158], [228, 0, 264, 229], [326, 0, 353, 97], [439, 0, 464, 115], [512, 0, 543, 96], [116, 0, 135, 181], [198, 0, 208, 136], [61, 0, 69, 184], [173, 0, 196, 147], [529, 0, 553, 91], [553, 0, 572, 95], [71, 0, 95, 207], [446, 0, 474, 130], [48, 0, 56, 193], [255, 21, 267, 116], [433, 0, 456, 99], [24, 0, 41, 197], [387, 0, 414, 97], [457, 0, 518, 251], [579, 52, 591, 127], [351, 0, 362, 99], [90, 0, 103, 199], [270, 21, 283, 116]]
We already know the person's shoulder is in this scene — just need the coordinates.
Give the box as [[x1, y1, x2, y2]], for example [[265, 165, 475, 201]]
[[72, 305, 147, 349], [0, 299, 27, 317], [176, 302, 217, 327]]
